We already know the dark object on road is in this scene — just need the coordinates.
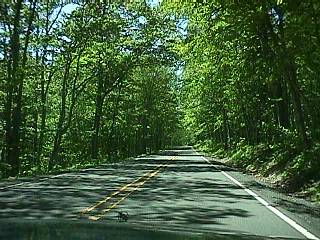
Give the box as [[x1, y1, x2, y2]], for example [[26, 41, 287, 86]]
[[117, 211, 129, 222]]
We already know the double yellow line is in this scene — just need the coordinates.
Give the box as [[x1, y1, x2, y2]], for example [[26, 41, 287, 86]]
[[80, 156, 177, 221]]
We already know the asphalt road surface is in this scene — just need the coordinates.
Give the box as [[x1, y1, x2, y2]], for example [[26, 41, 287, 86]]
[[0, 147, 319, 239]]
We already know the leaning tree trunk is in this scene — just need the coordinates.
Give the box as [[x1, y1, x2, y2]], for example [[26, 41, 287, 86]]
[[48, 58, 71, 170]]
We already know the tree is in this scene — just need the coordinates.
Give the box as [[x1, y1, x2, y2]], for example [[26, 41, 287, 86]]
[[163, 0, 319, 151]]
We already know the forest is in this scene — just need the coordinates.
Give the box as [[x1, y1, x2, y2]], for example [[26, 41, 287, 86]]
[[0, 1, 319, 200]]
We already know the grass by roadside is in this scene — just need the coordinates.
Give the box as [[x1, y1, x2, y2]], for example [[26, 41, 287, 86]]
[[196, 141, 320, 203]]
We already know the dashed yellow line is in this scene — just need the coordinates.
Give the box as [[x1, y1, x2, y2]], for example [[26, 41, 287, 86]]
[[81, 165, 163, 214], [81, 156, 176, 220], [87, 164, 168, 221]]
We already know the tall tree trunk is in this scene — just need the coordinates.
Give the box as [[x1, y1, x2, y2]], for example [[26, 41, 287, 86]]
[[107, 82, 122, 155], [37, 69, 54, 162], [49, 59, 71, 170], [37, 2, 64, 164], [5, 0, 23, 177], [49, 48, 84, 169], [277, 12, 309, 147], [275, 78, 290, 128], [222, 107, 230, 149], [32, 92, 38, 165], [142, 116, 148, 153], [260, 4, 309, 148], [4, 0, 37, 176], [283, 57, 309, 147], [91, 76, 104, 159]]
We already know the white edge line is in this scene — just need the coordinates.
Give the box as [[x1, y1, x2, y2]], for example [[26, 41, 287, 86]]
[[200, 155, 319, 240]]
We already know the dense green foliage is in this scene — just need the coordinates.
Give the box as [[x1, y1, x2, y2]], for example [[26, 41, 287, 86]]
[[164, 0, 320, 194], [0, 1, 180, 177], [1, 0, 319, 199]]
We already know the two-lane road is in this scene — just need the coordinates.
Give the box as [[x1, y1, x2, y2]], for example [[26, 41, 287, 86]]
[[0, 147, 319, 239]]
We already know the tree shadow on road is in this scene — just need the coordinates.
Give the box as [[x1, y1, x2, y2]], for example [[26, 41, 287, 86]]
[[0, 220, 300, 240], [0, 149, 284, 238]]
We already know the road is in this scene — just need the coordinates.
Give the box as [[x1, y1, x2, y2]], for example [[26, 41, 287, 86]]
[[0, 147, 319, 239]]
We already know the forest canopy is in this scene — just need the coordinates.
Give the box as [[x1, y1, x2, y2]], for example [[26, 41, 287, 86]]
[[163, 0, 320, 194], [1, 0, 320, 196], [0, 1, 181, 177]]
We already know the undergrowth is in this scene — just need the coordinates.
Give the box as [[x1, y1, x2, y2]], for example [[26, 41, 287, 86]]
[[197, 140, 320, 203]]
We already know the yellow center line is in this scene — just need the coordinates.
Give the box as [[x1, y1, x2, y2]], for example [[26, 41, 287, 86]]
[[81, 166, 162, 214], [88, 163, 169, 221], [81, 156, 176, 215]]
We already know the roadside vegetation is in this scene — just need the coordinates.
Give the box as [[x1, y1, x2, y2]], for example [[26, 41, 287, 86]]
[[197, 141, 320, 202], [1, 1, 319, 203], [0, 1, 181, 178], [164, 1, 320, 202]]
